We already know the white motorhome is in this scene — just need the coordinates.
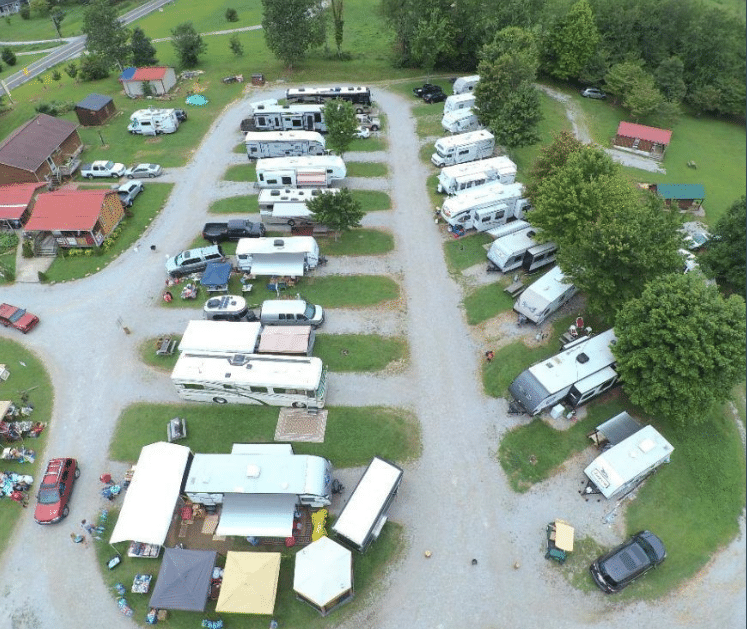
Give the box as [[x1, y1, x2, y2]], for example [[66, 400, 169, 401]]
[[171, 353, 327, 409], [245, 103, 327, 132], [245, 131, 326, 159], [258, 188, 340, 226], [441, 108, 481, 134], [443, 93, 476, 114], [583, 425, 674, 500], [509, 328, 619, 415], [235, 236, 321, 275], [431, 130, 495, 167], [127, 109, 179, 136], [285, 85, 372, 111], [255, 156, 346, 189], [178, 320, 315, 356], [183, 444, 334, 537], [331, 456, 403, 553], [514, 266, 578, 324], [437, 155, 517, 195], [439, 181, 529, 231], [453, 75, 480, 94], [487, 226, 556, 273]]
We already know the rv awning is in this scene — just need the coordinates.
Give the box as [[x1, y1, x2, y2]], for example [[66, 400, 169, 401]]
[[216, 493, 297, 537], [257, 326, 312, 354], [248, 252, 306, 276], [110, 442, 191, 545], [594, 412, 641, 447]]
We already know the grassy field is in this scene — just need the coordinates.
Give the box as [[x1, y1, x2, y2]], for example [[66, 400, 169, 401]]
[[351, 189, 391, 212], [317, 228, 394, 255], [443, 231, 492, 273], [463, 280, 515, 325], [223, 163, 256, 182], [208, 194, 257, 214], [314, 333, 408, 372], [346, 161, 388, 178]]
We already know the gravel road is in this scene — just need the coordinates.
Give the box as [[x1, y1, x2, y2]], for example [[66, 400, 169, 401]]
[[0, 85, 743, 629]]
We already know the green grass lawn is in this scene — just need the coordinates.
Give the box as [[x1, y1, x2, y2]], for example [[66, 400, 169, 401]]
[[298, 275, 400, 308], [44, 183, 173, 283], [443, 231, 492, 273], [314, 333, 408, 372], [223, 163, 256, 182], [345, 161, 388, 178], [348, 136, 386, 152], [233, 142, 246, 154], [208, 195, 258, 214], [463, 281, 515, 325], [351, 189, 391, 212], [317, 228, 394, 256]]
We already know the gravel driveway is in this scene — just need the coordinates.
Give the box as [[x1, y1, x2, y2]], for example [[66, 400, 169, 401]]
[[0, 85, 743, 629]]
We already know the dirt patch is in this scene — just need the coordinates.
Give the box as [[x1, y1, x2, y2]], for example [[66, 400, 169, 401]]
[[473, 310, 550, 350]]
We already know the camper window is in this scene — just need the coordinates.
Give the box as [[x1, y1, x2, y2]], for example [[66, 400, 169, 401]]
[[274, 387, 287, 394], [250, 386, 268, 393], [257, 117, 266, 125], [282, 177, 292, 185], [183, 383, 205, 390]]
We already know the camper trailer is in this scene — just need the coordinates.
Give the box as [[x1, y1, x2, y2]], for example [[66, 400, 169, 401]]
[[509, 329, 619, 415], [285, 86, 372, 111], [244, 103, 327, 133], [235, 236, 321, 275], [441, 108, 481, 134], [258, 188, 340, 226], [486, 219, 531, 240], [431, 130, 495, 167], [514, 266, 577, 324], [439, 181, 529, 231], [443, 93, 476, 114], [583, 425, 674, 500], [245, 131, 326, 159], [522, 241, 558, 272], [255, 156, 346, 189], [178, 320, 315, 356], [453, 75, 480, 94], [487, 226, 557, 273], [331, 456, 403, 553], [437, 156, 517, 195], [127, 109, 179, 136]]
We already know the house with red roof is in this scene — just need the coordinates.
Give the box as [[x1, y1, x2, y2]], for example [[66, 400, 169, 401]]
[[119, 66, 177, 98], [24, 189, 125, 249], [613, 122, 672, 160], [0, 182, 46, 229]]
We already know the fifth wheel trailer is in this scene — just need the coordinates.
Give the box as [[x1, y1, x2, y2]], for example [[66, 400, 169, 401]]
[[437, 155, 517, 195], [513, 266, 578, 324], [243, 103, 327, 132], [439, 181, 529, 231], [441, 108, 481, 134], [255, 156, 346, 189], [245, 131, 326, 159]]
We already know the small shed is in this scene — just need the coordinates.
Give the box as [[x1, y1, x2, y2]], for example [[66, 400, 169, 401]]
[[651, 184, 705, 211], [119, 66, 177, 97], [75, 94, 116, 126], [294, 536, 353, 616], [613, 122, 672, 160]]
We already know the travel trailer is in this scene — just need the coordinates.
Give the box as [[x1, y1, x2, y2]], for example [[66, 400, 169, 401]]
[[508, 329, 619, 415], [245, 131, 326, 159], [486, 227, 556, 273], [443, 93, 476, 114], [437, 156, 517, 195], [431, 130, 495, 167], [441, 108, 480, 134], [513, 266, 578, 324], [235, 236, 321, 275], [127, 109, 179, 136], [485, 219, 531, 240], [258, 187, 340, 226], [285, 86, 372, 111], [255, 156, 346, 189], [453, 75, 480, 94], [243, 103, 327, 133], [439, 181, 529, 231]]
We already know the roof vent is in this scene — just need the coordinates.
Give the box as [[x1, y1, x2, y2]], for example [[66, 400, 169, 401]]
[[273, 239, 285, 247], [246, 464, 260, 478], [576, 353, 589, 364], [229, 354, 248, 366]]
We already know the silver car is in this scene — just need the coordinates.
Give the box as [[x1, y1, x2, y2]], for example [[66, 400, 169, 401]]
[[125, 163, 163, 179], [116, 180, 144, 207]]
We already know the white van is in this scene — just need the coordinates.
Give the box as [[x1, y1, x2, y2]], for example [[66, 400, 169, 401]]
[[443, 93, 475, 114], [431, 130, 494, 167], [259, 299, 324, 328], [453, 75, 480, 94]]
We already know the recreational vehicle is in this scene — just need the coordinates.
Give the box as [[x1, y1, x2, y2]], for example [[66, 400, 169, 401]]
[[127, 109, 179, 136], [522, 241, 558, 272], [235, 236, 321, 276], [331, 456, 403, 553], [183, 444, 333, 537], [244, 103, 327, 133], [171, 353, 328, 409], [453, 75, 480, 94], [441, 108, 481, 134], [431, 130, 495, 167], [285, 86, 372, 111], [437, 156, 517, 195], [178, 320, 315, 356], [255, 156, 346, 189], [485, 219, 531, 240], [508, 328, 619, 415], [258, 188, 340, 226], [443, 93, 476, 114], [513, 266, 578, 324], [245, 131, 326, 159], [583, 425, 674, 500], [486, 227, 556, 273], [439, 181, 529, 231]]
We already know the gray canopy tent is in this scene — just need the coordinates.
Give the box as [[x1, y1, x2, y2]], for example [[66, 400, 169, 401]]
[[149, 548, 217, 612]]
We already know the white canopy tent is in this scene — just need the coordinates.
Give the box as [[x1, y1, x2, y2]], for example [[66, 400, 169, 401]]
[[110, 442, 191, 545], [216, 493, 297, 537], [294, 536, 353, 616]]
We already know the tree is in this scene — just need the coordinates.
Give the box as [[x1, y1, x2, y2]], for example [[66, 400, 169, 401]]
[[50, 7, 64, 38], [603, 60, 647, 104], [699, 197, 746, 298], [410, 9, 456, 77], [171, 22, 207, 68], [488, 82, 542, 148], [130, 27, 158, 66], [82, 0, 130, 70], [225, 8, 239, 22], [542, 0, 599, 80], [322, 100, 357, 158], [29, 0, 49, 18], [613, 273, 746, 426], [229, 34, 244, 57], [1, 47, 16, 67], [261, 0, 325, 69], [64, 62, 78, 79], [654, 56, 686, 103], [329, 0, 343, 57], [525, 131, 584, 202], [79, 53, 110, 81], [19, 4, 30, 19], [307, 188, 364, 240]]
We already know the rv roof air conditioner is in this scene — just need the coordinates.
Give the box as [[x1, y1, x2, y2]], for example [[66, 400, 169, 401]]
[[273, 239, 285, 247], [576, 353, 590, 364], [246, 464, 261, 478]]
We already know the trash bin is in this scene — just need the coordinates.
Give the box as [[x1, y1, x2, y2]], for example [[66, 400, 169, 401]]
[[252, 73, 265, 86]]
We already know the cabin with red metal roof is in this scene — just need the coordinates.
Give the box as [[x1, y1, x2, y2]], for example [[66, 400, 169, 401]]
[[613, 122, 672, 160], [0, 182, 46, 229], [119, 66, 177, 98]]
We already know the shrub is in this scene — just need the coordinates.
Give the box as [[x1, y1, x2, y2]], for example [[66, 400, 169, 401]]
[[51, 69, 61, 82], [34, 100, 73, 116], [225, 8, 238, 22], [0, 266, 14, 282], [0, 231, 18, 252], [37, 271, 47, 283], [64, 62, 77, 79], [20, 5, 30, 19], [229, 34, 243, 57], [79, 54, 110, 82], [1, 47, 17, 66], [22, 241, 33, 258]]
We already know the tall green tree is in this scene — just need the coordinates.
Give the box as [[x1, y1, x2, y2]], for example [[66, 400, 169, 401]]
[[323, 100, 358, 158], [307, 188, 364, 240], [699, 197, 746, 298], [261, 0, 325, 69], [50, 7, 65, 38], [171, 22, 206, 68], [410, 9, 456, 77], [603, 59, 647, 104], [654, 56, 686, 103], [130, 27, 158, 66], [542, 0, 599, 80], [525, 131, 584, 202], [82, 0, 130, 70], [613, 273, 747, 426]]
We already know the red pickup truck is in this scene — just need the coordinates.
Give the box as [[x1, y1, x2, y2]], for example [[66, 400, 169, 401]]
[[0, 303, 40, 333]]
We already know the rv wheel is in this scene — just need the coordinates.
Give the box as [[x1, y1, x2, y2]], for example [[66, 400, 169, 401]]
[[292, 402, 307, 409], [356, 107, 364, 114], [213, 397, 228, 404], [287, 219, 296, 227], [371, 125, 379, 131]]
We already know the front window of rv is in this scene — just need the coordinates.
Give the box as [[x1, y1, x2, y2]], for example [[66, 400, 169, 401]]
[[304, 304, 316, 319]]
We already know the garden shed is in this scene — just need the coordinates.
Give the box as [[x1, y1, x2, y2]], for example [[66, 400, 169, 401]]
[[0, 182, 46, 230], [119, 66, 177, 97], [74, 94, 116, 126], [613, 122, 672, 160], [651, 184, 705, 211]]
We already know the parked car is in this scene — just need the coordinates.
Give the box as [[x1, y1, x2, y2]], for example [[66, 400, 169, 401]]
[[115, 180, 144, 207], [0, 303, 39, 333], [590, 531, 666, 593], [355, 126, 371, 139], [202, 219, 266, 242], [125, 163, 163, 179], [413, 83, 443, 99], [165, 244, 225, 277], [423, 88, 447, 104], [34, 458, 79, 524], [581, 87, 607, 100]]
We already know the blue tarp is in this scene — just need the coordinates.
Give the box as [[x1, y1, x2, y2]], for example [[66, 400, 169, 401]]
[[119, 67, 137, 81], [200, 262, 232, 287]]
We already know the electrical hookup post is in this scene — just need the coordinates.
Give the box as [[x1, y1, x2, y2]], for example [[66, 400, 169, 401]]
[[117, 316, 131, 335]]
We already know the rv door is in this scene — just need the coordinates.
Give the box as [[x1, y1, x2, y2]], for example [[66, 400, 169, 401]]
[[304, 113, 314, 130]]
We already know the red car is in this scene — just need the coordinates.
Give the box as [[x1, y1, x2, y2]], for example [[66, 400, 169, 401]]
[[0, 303, 39, 334], [34, 458, 79, 524]]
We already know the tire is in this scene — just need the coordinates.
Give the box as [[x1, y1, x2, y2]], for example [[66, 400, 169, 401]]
[[292, 402, 307, 409], [62, 505, 69, 518], [213, 397, 228, 404], [74, 467, 81, 478], [127, 174, 134, 179], [371, 125, 379, 131], [287, 219, 295, 227], [356, 107, 363, 114], [86, 174, 93, 180], [149, 173, 155, 179]]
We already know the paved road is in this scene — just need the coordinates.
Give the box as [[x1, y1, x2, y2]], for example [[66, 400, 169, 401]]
[[0, 86, 743, 629]]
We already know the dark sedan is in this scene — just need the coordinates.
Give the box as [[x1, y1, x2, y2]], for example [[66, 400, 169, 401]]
[[590, 530, 666, 593]]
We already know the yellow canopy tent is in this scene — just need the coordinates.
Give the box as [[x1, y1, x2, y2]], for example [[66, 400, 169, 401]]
[[216, 552, 281, 615]]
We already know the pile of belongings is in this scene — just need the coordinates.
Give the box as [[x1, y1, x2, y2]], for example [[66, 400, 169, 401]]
[[1, 446, 35, 463], [0, 420, 45, 441], [0, 471, 32, 497]]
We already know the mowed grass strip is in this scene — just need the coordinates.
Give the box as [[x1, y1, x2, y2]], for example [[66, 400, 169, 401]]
[[346, 161, 389, 177], [463, 281, 515, 325], [299, 275, 400, 307], [351, 189, 391, 212], [315, 333, 408, 372], [444, 231, 493, 273], [223, 163, 256, 182], [208, 195, 258, 214], [349, 136, 387, 152], [319, 228, 394, 255]]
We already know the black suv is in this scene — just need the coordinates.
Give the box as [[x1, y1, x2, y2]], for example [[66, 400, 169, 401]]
[[590, 531, 666, 593], [413, 83, 443, 99], [423, 88, 447, 104]]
